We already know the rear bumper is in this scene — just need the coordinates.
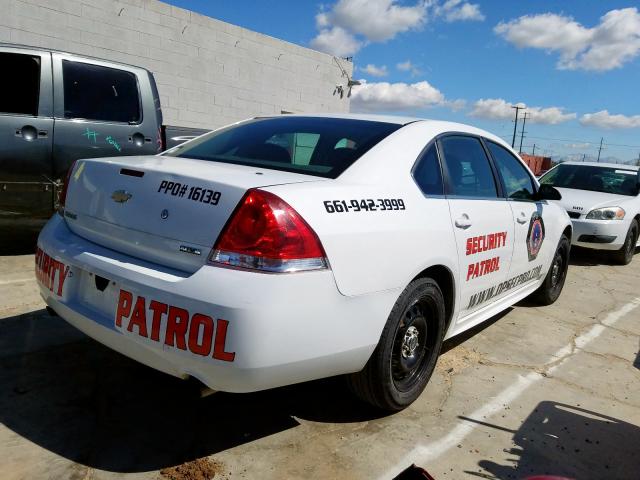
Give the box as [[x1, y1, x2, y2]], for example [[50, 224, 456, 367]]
[[570, 218, 629, 251], [37, 215, 398, 392]]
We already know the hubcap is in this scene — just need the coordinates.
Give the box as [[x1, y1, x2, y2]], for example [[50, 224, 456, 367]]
[[402, 326, 420, 358], [391, 301, 434, 392]]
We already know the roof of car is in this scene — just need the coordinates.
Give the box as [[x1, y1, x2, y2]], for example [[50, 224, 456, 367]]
[[0, 42, 152, 73], [560, 161, 640, 171], [276, 113, 423, 125], [273, 113, 506, 134], [270, 113, 514, 149]]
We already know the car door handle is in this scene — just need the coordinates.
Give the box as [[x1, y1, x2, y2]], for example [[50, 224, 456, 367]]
[[15, 125, 39, 141], [455, 214, 472, 229], [517, 212, 528, 224]]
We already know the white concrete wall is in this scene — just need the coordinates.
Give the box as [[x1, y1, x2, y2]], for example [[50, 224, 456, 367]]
[[0, 0, 352, 128]]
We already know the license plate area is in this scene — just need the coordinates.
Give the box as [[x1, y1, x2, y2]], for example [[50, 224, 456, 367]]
[[77, 269, 119, 318]]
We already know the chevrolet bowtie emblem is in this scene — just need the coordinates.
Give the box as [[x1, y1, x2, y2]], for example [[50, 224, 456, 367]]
[[111, 190, 132, 203]]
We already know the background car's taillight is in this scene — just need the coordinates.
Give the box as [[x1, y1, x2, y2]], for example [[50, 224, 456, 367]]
[[57, 160, 77, 216], [210, 189, 328, 273]]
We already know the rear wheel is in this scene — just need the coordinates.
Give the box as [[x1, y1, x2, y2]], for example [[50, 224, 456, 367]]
[[612, 220, 638, 265], [347, 278, 445, 411], [531, 234, 570, 306]]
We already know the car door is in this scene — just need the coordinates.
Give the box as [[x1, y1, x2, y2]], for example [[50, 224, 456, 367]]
[[485, 140, 555, 279], [51, 53, 158, 183], [438, 134, 515, 320], [0, 48, 54, 219]]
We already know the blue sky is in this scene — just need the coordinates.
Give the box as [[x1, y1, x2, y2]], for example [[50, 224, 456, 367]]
[[166, 1, 640, 164]]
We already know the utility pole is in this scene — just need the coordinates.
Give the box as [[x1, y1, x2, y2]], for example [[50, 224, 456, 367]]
[[518, 112, 529, 153], [597, 137, 603, 162], [532, 144, 536, 156], [511, 105, 525, 148]]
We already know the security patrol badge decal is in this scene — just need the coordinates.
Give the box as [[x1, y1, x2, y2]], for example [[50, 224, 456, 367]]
[[527, 212, 545, 261]]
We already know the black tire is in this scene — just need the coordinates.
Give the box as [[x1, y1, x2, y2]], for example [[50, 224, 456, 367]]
[[347, 277, 446, 411], [531, 234, 570, 306], [612, 220, 638, 265]]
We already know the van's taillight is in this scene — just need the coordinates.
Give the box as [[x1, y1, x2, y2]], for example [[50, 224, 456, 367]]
[[57, 160, 77, 216], [210, 189, 328, 273]]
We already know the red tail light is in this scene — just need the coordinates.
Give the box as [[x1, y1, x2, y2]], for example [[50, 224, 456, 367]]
[[210, 189, 328, 273], [57, 160, 77, 216]]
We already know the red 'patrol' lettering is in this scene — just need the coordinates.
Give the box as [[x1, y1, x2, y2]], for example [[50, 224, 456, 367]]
[[467, 256, 500, 281], [115, 289, 235, 362]]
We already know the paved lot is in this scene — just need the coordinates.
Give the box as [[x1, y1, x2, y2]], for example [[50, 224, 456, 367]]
[[0, 230, 638, 480]]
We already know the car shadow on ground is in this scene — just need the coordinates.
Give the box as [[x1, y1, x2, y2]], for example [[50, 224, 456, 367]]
[[0, 309, 389, 473], [0, 304, 519, 474], [568, 245, 640, 267], [634, 340, 640, 371], [0, 226, 40, 256], [461, 401, 640, 480]]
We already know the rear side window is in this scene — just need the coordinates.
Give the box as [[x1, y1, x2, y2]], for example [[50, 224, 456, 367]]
[[62, 60, 140, 123], [440, 136, 498, 198], [486, 141, 536, 200], [0, 52, 40, 116], [413, 144, 443, 195], [165, 116, 402, 178]]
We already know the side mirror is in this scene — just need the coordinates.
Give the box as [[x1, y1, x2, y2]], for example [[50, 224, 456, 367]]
[[535, 184, 562, 201]]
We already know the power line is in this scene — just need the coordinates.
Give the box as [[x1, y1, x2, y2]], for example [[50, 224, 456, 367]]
[[512, 134, 640, 149]]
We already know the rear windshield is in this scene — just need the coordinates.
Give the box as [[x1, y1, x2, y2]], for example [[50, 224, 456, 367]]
[[540, 164, 639, 196], [163, 116, 402, 178]]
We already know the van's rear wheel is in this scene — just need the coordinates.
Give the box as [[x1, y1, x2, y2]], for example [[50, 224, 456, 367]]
[[347, 278, 445, 411]]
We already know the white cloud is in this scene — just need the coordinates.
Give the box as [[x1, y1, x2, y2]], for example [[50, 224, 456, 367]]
[[361, 64, 388, 77], [350, 80, 446, 112], [494, 8, 640, 71], [396, 60, 413, 71], [564, 142, 592, 149], [327, 0, 429, 42], [396, 59, 422, 76], [446, 98, 467, 111], [469, 98, 576, 124], [580, 110, 640, 129], [528, 106, 577, 125], [311, 0, 484, 56], [310, 25, 362, 57], [436, 0, 485, 22]]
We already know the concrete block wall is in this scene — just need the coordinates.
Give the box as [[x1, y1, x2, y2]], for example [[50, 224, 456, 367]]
[[0, 0, 353, 128]]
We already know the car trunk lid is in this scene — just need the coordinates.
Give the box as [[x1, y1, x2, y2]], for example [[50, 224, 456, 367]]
[[64, 156, 324, 272]]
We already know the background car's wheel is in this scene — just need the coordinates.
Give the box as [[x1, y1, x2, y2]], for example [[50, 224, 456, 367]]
[[612, 220, 638, 265], [347, 277, 446, 411], [531, 234, 570, 306]]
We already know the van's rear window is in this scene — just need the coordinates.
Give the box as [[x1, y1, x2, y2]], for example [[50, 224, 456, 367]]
[[164, 117, 402, 178]]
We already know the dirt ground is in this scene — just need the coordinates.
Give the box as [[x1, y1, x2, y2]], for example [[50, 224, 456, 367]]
[[0, 229, 638, 480]]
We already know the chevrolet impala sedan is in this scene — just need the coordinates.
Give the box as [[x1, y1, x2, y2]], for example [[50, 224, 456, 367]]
[[540, 162, 640, 264], [36, 114, 571, 410]]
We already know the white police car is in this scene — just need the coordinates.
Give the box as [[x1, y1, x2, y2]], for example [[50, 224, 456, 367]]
[[540, 162, 640, 265], [36, 114, 571, 411]]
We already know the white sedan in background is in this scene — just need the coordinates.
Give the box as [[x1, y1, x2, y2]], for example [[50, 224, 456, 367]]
[[36, 114, 571, 411], [540, 162, 640, 264]]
